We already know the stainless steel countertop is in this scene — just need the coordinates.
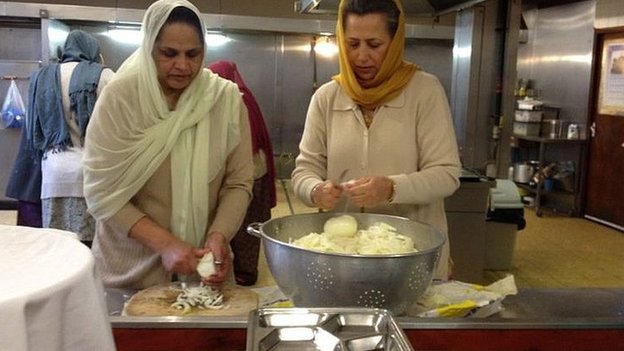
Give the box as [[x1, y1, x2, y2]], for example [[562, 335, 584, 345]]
[[107, 287, 624, 329]]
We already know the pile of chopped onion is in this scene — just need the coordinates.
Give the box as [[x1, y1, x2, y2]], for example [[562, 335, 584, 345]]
[[170, 283, 224, 314], [291, 219, 417, 255]]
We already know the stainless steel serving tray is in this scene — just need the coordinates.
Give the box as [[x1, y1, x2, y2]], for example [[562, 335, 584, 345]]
[[246, 307, 413, 351]]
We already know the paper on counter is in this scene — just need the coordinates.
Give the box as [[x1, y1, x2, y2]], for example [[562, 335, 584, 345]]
[[409, 274, 518, 318], [251, 286, 293, 308]]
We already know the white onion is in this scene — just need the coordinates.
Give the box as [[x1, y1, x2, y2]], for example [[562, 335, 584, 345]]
[[323, 214, 358, 237], [197, 252, 216, 278]]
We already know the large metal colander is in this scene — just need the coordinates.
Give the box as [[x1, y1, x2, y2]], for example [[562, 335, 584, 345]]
[[247, 212, 445, 315]]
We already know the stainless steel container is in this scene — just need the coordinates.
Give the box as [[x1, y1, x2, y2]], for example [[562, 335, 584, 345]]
[[513, 163, 533, 183], [247, 213, 445, 315], [246, 307, 414, 351], [542, 119, 568, 138]]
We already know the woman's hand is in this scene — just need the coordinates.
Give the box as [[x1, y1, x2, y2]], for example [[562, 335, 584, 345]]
[[312, 180, 344, 211], [129, 217, 209, 277], [342, 176, 394, 208], [159, 238, 205, 276], [200, 231, 232, 287]]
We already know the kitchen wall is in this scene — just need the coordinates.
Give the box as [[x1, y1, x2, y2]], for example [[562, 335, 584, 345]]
[[595, 0, 624, 29], [514, 1, 596, 211], [515, 0, 624, 140], [517, 0, 595, 127]]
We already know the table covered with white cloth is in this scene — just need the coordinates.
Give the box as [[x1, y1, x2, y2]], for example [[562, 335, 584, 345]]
[[0, 225, 115, 351]]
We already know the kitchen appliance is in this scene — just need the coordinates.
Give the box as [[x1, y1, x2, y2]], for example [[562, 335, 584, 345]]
[[246, 307, 414, 351], [247, 212, 444, 315]]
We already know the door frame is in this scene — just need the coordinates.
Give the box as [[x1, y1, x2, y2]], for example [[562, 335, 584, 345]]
[[582, 26, 624, 231]]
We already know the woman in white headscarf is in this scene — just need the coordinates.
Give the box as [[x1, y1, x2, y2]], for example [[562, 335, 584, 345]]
[[83, 0, 253, 289]]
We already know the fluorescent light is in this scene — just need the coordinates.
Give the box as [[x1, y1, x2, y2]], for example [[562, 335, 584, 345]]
[[104, 27, 231, 47], [205, 33, 231, 47], [48, 27, 68, 43], [106, 27, 143, 45]]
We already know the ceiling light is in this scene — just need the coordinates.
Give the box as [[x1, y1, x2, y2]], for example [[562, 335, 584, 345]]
[[48, 27, 68, 43], [314, 36, 338, 58], [106, 26, 142, 45], [205, 33, 231, 47]]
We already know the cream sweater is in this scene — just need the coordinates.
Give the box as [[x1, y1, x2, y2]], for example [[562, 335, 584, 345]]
[[292, 71, 461, 279]]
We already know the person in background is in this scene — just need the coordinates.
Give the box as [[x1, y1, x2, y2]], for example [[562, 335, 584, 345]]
[[291, 0, 461, 280], [6, 30, 114, 247], [83, 0, 253, 289], [208, 60, 276, 286]]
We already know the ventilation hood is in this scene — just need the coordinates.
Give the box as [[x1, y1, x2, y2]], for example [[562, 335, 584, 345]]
[[294, 0, 485, 17]]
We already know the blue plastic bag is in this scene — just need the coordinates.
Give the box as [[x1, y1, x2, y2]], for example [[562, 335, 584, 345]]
[[1, 79, 26, 128]]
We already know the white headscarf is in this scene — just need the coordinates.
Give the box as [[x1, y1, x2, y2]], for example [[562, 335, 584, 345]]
[[84, 0, 241, 247]]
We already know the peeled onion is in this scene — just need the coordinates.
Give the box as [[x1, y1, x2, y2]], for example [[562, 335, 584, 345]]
[[197, 252, 216, 278], [323, 214, 358, 237]]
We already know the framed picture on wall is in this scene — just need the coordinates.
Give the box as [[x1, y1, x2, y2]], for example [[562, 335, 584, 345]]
[[598, 38, 624, 116]]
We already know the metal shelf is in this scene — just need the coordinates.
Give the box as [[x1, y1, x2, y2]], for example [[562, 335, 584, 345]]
[[511, 135, 587, 217], [513, 134, 587, 144]]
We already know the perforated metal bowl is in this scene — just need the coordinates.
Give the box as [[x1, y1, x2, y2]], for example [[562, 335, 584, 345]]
[[247, 212, 445, 315]]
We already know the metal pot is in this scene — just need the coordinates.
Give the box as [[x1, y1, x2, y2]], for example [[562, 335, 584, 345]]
[[247, 212, 445, 315], [513, 163, 533, 183]]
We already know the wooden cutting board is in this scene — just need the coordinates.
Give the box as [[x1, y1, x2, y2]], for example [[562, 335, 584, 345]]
[[124, 283, 258, 317]]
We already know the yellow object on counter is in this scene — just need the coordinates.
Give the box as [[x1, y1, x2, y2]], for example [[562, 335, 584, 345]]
[[410, 275, 518, 318], [269, 300, 294, 308], [421, 300, 479, 318]]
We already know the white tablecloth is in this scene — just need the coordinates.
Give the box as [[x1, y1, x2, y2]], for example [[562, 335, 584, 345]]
[[0, 225, 116, 351]]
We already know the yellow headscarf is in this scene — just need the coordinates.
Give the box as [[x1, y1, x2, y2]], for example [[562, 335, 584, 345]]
[[333, 0, 419, 109]]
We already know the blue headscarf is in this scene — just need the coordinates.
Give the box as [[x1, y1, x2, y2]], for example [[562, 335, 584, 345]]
[[27, 29, 104, 151]]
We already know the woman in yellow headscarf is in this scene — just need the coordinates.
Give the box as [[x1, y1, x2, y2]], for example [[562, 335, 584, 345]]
[[291, 0, 461, 279]]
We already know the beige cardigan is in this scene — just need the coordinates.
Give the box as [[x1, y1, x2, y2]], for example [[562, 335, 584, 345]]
[[292, 71, 461, 279]]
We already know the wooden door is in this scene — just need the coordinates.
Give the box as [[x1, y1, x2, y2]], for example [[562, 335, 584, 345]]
[[585, 31, 624, 231]]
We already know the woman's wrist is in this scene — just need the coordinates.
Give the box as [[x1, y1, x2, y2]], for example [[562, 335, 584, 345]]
[[205, 231, 227, 247], [311, 183, 322, 205]]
